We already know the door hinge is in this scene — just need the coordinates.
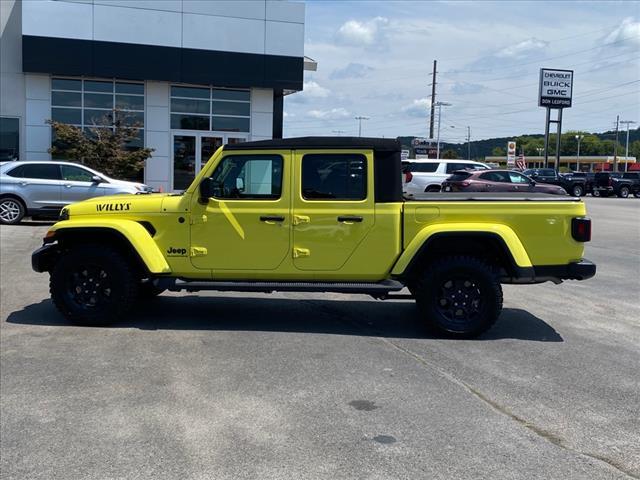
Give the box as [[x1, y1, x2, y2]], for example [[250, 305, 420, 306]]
[[293, 247, 310, 258], [293, 215, 310, 226], [190, 214, 208, 225], [190, 246, 208, 257]]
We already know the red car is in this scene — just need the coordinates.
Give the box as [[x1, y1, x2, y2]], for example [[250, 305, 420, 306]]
[[441, 169, 567, 195]]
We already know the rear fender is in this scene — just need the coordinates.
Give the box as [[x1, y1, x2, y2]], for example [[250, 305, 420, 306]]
[[391, 223, 532, 276], [49, 219, 171, 274]]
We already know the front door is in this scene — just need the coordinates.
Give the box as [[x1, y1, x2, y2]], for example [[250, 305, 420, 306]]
[[172, 133, 246, 191], [292, 151, 374, 271], [190, 151, 291, 272], [59, 164, 105, 203]]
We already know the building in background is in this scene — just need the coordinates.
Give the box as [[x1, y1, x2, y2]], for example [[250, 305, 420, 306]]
[[0, 0, 312, 191]]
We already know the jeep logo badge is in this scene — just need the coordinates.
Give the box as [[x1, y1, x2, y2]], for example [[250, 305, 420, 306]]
[[166, 247, 187, 256]]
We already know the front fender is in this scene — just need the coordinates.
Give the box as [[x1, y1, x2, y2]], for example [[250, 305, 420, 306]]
[[49, 219, 171, 274], [391, 223, 532, 276]]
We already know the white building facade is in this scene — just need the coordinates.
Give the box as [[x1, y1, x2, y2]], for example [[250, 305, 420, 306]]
[[0, 0, 306, 191]]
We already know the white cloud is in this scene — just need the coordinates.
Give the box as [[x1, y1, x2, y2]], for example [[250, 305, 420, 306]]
[[307, 108, 351, 120], [335, 17, 389, 47], [330, 63, 374, 80], [496, 37, 549, 58], [450, 82, 486, 95], [302, 81, 330, 98], [602, 17, 640, 50], [402, 98, 431, 118]]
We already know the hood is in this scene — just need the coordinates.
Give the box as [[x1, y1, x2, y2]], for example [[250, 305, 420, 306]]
[[103, 177, 154, 193], [62, 193, 171, 217]]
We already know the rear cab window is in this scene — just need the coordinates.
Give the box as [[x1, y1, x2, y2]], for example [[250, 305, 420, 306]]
[[302, 153, 367, 200]]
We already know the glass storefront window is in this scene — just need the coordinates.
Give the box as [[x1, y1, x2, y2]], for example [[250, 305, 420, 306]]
[[51, 77, 145, 157], [0, 117, 20, 161], [170, 85, 250, 134]]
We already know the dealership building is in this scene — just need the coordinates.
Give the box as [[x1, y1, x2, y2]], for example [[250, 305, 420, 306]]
[[0, 0, 311, 191]]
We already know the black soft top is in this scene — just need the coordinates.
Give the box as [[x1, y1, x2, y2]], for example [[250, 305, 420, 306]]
[[223, 137, 403, 203], [223, 136, 401, 153]]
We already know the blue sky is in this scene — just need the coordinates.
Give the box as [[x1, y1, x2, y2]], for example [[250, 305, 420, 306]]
[[283, 1, 640, 142]]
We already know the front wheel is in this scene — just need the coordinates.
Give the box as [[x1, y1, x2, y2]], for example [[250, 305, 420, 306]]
[[50, 245, 138, 325], [634, 191, 640, 198], [617, 186, 630, 198], [413, 256, 503, 338], [571, 185, 584, 197]]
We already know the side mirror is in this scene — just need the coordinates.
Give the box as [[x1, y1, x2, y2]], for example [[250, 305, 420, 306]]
[[91, 175, 102, 184], [199, 177, 215, 202], [530, 180, 536, 186], [236, 177, 245, 191]]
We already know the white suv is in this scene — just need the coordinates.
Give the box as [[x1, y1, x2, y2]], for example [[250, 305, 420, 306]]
[[403, 159, 490, 195]]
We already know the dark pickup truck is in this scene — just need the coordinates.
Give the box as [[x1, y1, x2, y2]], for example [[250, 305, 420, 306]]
[[593, 172, 640, 198], [522, 168, 587, 197]]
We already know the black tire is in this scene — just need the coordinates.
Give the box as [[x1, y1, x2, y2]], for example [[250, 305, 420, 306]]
[[592, 190, 600, 197], [617, 186, 630, 198], [0, 197, 25, 225], [413, 256, 503, 338], [138, 280, 166, 299], [50, 245, 138, 325], [634, 191, 640, 198], [571, 184, 584, 197]]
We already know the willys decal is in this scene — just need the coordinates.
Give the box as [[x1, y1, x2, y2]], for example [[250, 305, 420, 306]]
[[96, 203, 131, 212]]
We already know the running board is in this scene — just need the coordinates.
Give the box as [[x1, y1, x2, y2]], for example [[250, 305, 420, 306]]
[[162, 278, 404, 295]]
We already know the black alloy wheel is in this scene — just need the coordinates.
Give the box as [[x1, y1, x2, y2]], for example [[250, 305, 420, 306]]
[[414, 255, 503, 338], [50, 245, 138, 325]]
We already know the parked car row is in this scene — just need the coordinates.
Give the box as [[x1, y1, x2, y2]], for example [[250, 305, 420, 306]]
[[0, 161, 153, 225]]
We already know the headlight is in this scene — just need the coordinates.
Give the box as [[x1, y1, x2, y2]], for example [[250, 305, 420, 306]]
[[135, 184, 153, 194], [59, 208, 69, 221]]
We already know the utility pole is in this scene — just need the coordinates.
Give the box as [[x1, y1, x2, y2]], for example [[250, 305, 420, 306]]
[[332, 130, 346, 136], [613, 115, 620, 172], [355, 116, 369, 137], [433, 101, 451, 159], [429, 60, 437, 139], [620, 120, 637, 172], [575, 134, 584, 172], [466, 126, 471, 160]]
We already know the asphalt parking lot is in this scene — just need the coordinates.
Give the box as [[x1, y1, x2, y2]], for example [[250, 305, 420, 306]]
[[1, 197, 638, 480]]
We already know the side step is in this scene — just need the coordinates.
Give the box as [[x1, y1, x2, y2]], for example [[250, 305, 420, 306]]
[[162, 278, 405, 296]]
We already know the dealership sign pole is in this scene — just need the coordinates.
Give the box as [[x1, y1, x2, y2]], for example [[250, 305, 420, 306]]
[[539, 68, 573, 171]]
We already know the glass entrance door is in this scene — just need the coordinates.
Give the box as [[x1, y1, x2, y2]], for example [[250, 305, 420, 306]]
[[172, 132, 246, 191]]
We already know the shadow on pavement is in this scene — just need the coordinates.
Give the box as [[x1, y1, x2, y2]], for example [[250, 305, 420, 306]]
[[6, 296, 563, 342], [15, 220, 56, 227]]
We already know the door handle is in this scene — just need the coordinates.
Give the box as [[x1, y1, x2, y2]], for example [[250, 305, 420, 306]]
[[337, 215, 363, 223], [19, 181, 28, 186], [64, 184, 72, 188], [260, 215, 285, 222]]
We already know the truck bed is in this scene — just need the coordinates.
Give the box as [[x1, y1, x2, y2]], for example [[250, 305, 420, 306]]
[[404, 192, 581, 202]]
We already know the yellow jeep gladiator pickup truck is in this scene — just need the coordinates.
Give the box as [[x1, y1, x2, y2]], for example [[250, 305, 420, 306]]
[[32, 137, 595, 338]]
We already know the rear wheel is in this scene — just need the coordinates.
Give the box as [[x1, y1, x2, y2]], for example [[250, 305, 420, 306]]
[[0, 197, 25, 225], [413, 256, 503, 338], [634, 191, 640, 198], [50, 245, 138, 325], [571, 184, 584, 197], [592, 190, 600, 197], [617, 186, 630, 198]]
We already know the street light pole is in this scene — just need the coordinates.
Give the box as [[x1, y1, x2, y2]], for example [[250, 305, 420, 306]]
[[433, 101, 451, 159], [575, 134, 583, 172], [536, 147, 543, 168], [355, 116, 369, 137], [620, 120, 637, 172]]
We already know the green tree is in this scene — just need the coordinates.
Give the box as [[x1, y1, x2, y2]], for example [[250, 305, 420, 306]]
[[492, 146, 505, 157], [442, 149, 458, 159], [47, 110, 153, 179]]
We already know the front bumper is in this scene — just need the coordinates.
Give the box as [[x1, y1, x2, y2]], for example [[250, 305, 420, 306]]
[[31, 243, 59, 273]]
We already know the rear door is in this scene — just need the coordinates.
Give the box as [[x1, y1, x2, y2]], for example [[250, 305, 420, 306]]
[[60, 165, 105, 203], [292, 150, 373, 271], [12, 163, 62, 209]]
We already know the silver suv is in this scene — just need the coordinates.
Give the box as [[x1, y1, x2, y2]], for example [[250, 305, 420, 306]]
[[0, 161, 152, 224]]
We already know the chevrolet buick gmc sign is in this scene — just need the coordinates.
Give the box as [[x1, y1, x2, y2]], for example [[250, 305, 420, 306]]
[[539, 68, 573, 108]]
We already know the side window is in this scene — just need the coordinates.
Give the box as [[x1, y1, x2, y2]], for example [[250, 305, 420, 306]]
[[6, 165, 26, 178], [508, 172, 529, 183], [209, 154, 283, 199], [473, 163, 489, 170], [480, 172, 510, 182], [446, 163, 471, 173], [411, 163, 439, 173], [61, 165, 95, 182], [20, 164, 61, 180], [302, 153, 367, 200]]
